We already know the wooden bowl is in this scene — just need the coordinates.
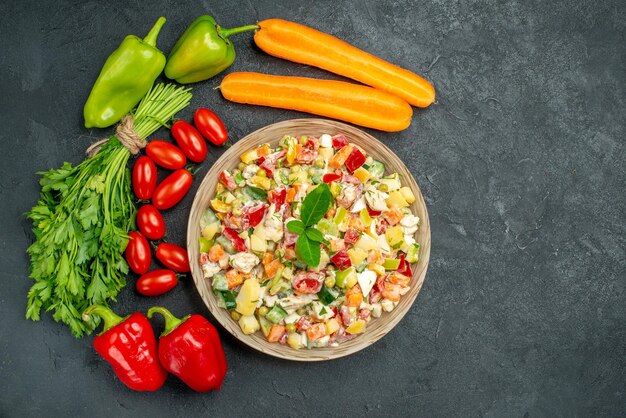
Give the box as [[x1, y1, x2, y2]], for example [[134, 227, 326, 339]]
[[187, 119, 431, 361]]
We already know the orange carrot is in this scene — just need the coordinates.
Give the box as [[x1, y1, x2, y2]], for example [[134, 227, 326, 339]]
[[267, 325, 286, 342], [254, 19, 435, 108], [220, 72, 413, 132]]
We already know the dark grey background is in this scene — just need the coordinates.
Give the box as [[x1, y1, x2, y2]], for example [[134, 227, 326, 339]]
[[1, 0, 624, 416]]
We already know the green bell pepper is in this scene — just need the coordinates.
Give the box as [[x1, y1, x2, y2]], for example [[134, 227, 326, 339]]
[[165, 16, 258, 84], [83, 17, 168, 128]]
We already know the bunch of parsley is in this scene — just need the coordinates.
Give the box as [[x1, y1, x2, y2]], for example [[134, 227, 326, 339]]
[[25, 84, 192, 337]]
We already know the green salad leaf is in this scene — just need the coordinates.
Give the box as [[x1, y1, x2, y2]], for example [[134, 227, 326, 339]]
[[296, 233, 320, 267], [300, 183, 332, 226], [286, 220, 305, 234]]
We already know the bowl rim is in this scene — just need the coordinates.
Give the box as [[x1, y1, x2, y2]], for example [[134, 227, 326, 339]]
[[187, 118, 431, 361]]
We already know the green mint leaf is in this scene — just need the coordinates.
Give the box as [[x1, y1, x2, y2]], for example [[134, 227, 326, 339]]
[[296, 234, 320, 267], [300, 183, 333, 226], [287, 220, 305, 234], [305, 227, 326, 243]]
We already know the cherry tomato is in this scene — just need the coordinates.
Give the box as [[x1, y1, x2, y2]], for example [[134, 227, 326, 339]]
[[125, 231, 151, 274], [330, 249, 352, 270], [132, 156, 157, 200], [155, 243, 190, 273], [145, 140, 187, 170], [152, 169, 193, 210], [171, 120, 207, 163], [194, 108, 228, 146], [136, 204, 166, 241], [136, 269, 178, 296]]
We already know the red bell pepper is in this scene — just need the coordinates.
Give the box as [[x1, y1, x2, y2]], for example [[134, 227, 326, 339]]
[[219, 170, 238, 191], [268, 187, 287, 208], [322, 173, 342, 183], [242, 203, 267, 228], [366, 206, 382, 217], [345, 147, 366, 173], [397, 253, 413, 277], [147, 307, 227, 392], [330, 249, 352, 270], [82, 305, 167, 392], [331, 134, 349, 149], [222, 227, 247, 252]]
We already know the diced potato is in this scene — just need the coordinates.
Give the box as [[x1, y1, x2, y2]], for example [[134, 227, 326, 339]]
[[379, 173, 401, 192], [201, 222, 220, 240], [354, 233, 377, 252], [385, 190, 409, 208], [239, 315, 260, 334], [345, 319, 366, 335], [287, 332, 304, 349], [318, 147, 333, 162], [353, 167, 371, 183], [210, 199, 231, 213], [250, 175, 271, 190], [250, 234, 266, 253], [240, 149, 259, 164], [325, 318, 340, 335], [288, 171, 308, 184], [347, 247, 368, 267], [385, 226, 405, 250], [399, 187, 416, 204], [222, 192, 236, 204], [236, 278, 261, 316]]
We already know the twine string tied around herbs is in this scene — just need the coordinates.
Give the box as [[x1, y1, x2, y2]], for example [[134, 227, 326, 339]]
[[85, 115, 147, 158]]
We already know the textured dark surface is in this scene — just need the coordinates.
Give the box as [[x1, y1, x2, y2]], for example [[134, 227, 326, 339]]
[[0, 0, 624, 416]]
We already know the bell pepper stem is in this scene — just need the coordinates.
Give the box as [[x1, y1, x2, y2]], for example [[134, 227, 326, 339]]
[[147, 306, 189, 336], [218, 24, 259, 39], [82, 305, 125, 334], [143, 16, 167, 46]]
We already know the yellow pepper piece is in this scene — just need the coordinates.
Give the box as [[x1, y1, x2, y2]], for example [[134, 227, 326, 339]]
[[250, 175, 271, 190], [345, 319, 366, 335], [240, 149, 259, 164], [353, 167, 370, 183], [210, 198, 231, 213]]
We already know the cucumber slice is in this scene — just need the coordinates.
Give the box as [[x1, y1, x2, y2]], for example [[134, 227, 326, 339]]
[[367, 160, 385, 179], [317, 286, 339, 305], [215, 235, 236, 254], [266, 304, 288, 324], [383, 259, 401, 270], [212, 272, 229, 291], [405, 243, 420, 263]]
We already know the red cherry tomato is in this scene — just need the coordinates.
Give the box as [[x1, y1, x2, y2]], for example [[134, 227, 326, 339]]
[[125, 231, 151, 274], [152, 169, 193, 210], [136, 204, 166, 241], [171, 121, 207, 163], [132, 156, 157, 200], [194, 108, 228, 146], [146, 140, 187, 170], [155, 243, 190, 273], [136, 269, 178, 296]]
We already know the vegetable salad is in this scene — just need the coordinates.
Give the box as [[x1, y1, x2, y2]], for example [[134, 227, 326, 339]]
[[198, 133, 420, 349]]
